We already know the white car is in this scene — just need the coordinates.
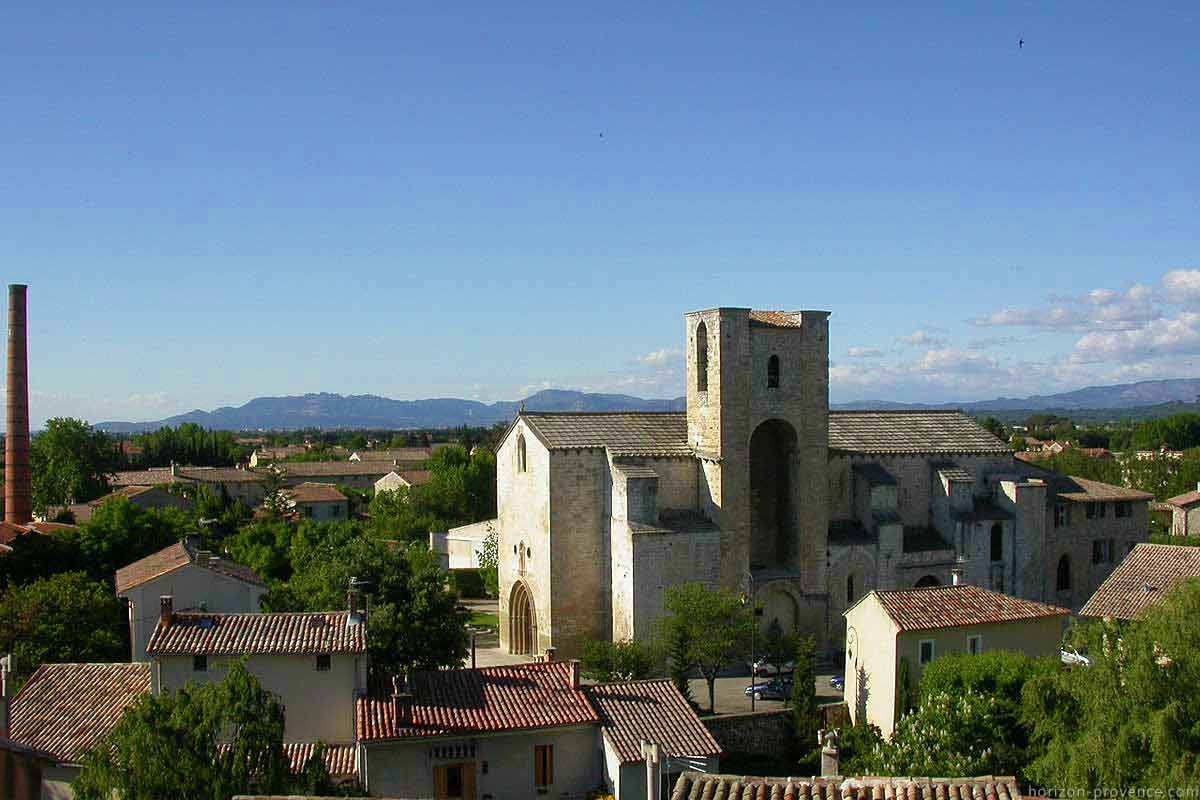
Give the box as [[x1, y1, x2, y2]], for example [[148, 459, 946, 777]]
[[1061, 647, 1091, 667]]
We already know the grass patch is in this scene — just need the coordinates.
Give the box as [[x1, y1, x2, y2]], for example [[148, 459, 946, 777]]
[[469, 611, 499, 631]]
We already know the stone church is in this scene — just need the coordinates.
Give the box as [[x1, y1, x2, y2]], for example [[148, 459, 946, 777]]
[[496, 307, 1152, 657]]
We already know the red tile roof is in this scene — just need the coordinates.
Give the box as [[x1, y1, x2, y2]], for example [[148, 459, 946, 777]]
[[1166, 490, 1200, 508], [669, 773, 1021, 800], [585, 679, 721, 764], [288, 482, 347, 503], [0, 520, 76, 545], [115, 540, 265, 595], [219, 742, 358, 779], [147, 611, 366, 656], [356, 662, 598, 741], [9, 663, 151, 764], [352, 448, 433, 462], [865, 585, 1070, 632], [399, 470, 432, 486], [748, 310, 805, 328], [1053, 476, 1153, 503], [1081, 543, 1200, 620], [107, 467, 176, 486]]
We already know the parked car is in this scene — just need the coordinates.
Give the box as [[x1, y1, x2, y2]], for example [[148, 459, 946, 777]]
[[748, 658, 796, 677], [744, 676, 794, 701], [829, 675, 845, 692], [1061, 647, 1091, 668]]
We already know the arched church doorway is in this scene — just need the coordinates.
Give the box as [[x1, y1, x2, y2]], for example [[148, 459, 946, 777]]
[[914, 575, 940, 588], [509, 581, 537, 655], [749, 419, 798, 569]]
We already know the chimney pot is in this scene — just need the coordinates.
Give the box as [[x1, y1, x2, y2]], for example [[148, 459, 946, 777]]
[[544, 646, 556, 663], [820, 730, 840, 777], [951, 568, 963, 586], [0, 653, 11, 739], [392, 676, 414, 725], [160, 595, 174, 627], [569, 659, 581, 690]]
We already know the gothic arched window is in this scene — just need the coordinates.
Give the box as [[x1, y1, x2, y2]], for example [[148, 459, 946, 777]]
[[767, 354, 780, 389], [1056, 554, 1072, 592], [990, 523, 1003, 562], [516, 433, 527, 473], [696, 321, 708, 392]]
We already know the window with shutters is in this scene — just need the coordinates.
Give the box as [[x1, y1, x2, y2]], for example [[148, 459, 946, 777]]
[[534, 744, 554, 788]]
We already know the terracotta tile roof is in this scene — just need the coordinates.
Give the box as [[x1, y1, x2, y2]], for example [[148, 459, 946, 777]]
[[352, 448, 432, 462], [288, 483, 347, 503], [1081, 543, 1200, 620], [9, 663, 151, 764], [865, 585, 1070, 632], [219, 742, 358, 779], [669, 772, 1022, 800], [585, 679, 721, 764], [115, 540, 265, 595], [749, 310, 805, 328], [1052, 475, 1153, 503], [0, 521, 28, 545], [107, 467, 176, 486], [356, 662, 598, 741], [934, 463, 974, 482], [178, 467, 266, 484], [0, 542, 11, 554], [146, 611, 366, 656], [829, 411, 1011, 455], [276, 461, 398, 478], [399, 470, 432, 486], [521, 412, 692, 457], [0, 520, 76, 545], [1165, 490, 1200, 508]]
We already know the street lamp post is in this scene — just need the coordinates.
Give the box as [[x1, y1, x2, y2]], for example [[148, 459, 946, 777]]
[[746, 572, 761, 712]]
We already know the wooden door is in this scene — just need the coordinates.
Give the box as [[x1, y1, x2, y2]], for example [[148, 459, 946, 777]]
[[434, 762, 476, 800]]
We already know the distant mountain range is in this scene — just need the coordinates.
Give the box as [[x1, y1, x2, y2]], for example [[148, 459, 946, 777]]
[[95, 379, 1200, 433]]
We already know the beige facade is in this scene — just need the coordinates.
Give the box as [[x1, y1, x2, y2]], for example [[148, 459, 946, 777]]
[[364, 725, 598, 800], [156, 652, 365, 742], [844, 590, 1067, 737], [123, 563, 266, 662], [1171, 503, 1200, 537], [430, 519, 494, 571]]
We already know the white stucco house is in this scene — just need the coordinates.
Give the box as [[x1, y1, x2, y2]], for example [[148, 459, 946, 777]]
[[115, 534, 267, 662], [844, 581, 1070, 737]]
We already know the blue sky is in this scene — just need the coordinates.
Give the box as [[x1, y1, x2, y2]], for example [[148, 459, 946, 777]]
[[2, 2, 1197, 426]]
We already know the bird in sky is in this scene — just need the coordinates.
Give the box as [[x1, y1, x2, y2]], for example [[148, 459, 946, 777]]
[[1019, 38, 1024, 48]]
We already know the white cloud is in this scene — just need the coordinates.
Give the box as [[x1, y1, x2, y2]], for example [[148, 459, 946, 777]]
[[634, 349, 681, 367], [846, 347, 882, 358], [896, 330, 946, 348], [1072, 311, 1200, 362], [1163, 269, 1200, 303]]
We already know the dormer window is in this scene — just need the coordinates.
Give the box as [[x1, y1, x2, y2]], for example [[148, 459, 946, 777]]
[[696, 321, 708, 392], [767, 355, 780, 389]]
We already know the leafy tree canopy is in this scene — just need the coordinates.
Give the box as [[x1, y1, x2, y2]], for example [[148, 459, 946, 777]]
[[1023, 582, 1200, 791], [0, 572, 127, 688], [73, 662, 294, 800], [30, 417, 115, 513], [580, 638, 657, 683], [658, 582, 752, 713]]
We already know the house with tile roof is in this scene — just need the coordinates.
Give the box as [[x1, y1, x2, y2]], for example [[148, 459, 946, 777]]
[[1080, 542, 1200, 620], [287, 482, 349, 521], [270, 460, 398, 492], [843, 580, 1070, 736], [357, 661, 717, 800], [146, 598, 369, 743], [1164, 485, 1200, 537], [492, 306, 1152, 660], [587, 679, 721, 800], [107, 463, 269, 507], [116, 534, 267, 661], [349, 447, 434, 467], [5, 661, 151, 796], [374, 469, 433, 496]]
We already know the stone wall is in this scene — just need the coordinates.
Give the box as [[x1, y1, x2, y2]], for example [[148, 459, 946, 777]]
[[703, 709, 794, 756]]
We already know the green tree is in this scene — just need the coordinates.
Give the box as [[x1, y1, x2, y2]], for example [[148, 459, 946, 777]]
[[666, 623, 694, 705], [659, 582, 752, 713], [1023, 582, 1200, 791], [29, 417, 115, 513], [477, 523, 499, 599], [791, 635, 820, 759], [979, 417, 1008, 442], [580, 639, 657, 683], [267, 524, 468, 675], [259, 464, 293, 518], [0, 572, 127, 688], [73, 662, 291, 800]]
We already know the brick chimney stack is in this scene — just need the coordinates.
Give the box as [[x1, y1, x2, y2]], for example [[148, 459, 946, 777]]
[[392, 673, 414, 725], [160, 595, 174, 627], [5, 284, 32, 525]]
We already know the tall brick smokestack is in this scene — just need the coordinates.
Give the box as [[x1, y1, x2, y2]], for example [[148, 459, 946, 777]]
[[5, 284, 32, 525]]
